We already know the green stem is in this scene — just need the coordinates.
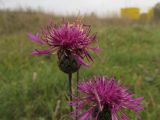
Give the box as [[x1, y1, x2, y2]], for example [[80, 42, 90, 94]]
[[76, 70, 79, 120], [68, 73, 73, 111]]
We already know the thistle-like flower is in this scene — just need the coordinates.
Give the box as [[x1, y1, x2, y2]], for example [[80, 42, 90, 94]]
[[28, 20, 99, 73], [70, 76, 144, 120]]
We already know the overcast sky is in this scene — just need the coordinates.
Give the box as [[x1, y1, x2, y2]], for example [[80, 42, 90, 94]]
[[1, 0, 160, 16]]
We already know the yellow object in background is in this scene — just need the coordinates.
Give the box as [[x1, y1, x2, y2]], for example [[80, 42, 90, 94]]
[[121, 7, 140, 20]]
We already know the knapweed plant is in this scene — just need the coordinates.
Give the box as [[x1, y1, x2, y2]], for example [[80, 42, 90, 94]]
[[28, 19, 143, 120], [28, 19, 99, 111], [70, 76, 144, 120]]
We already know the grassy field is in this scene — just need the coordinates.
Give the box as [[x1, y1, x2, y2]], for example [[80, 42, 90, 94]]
[[0, 10, 160, 120]]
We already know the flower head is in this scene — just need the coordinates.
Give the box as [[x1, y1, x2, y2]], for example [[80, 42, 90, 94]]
[[28, 20, 99, 73], [70, 76, 144, 120]]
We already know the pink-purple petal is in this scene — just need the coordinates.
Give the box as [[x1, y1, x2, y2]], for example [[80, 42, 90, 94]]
[[89, 47, 101, 52], [32, 49, 51, 55], [28, 33, 44, 44]]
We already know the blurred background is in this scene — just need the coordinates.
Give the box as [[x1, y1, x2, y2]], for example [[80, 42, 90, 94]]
[[0, 0, 160, 120]]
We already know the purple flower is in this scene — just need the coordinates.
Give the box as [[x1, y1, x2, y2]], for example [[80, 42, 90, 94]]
[[28, 20, 99, 68], [70, 76, 144, 120]]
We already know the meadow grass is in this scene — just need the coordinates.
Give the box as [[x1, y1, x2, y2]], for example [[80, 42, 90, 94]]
[[0, 10, 160, 120]]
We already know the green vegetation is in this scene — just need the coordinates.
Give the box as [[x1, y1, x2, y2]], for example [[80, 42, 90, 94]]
[[0, 10, 160, 120]]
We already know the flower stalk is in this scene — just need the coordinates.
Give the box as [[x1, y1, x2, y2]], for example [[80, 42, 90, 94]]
[[68, 73, 73, 111], [76, 70, 79, 120]]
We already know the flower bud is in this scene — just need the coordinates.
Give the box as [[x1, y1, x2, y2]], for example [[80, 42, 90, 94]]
[[92, 105, 111, 120], [58, 52, 80, 74], [97, 105, 111, 120]]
